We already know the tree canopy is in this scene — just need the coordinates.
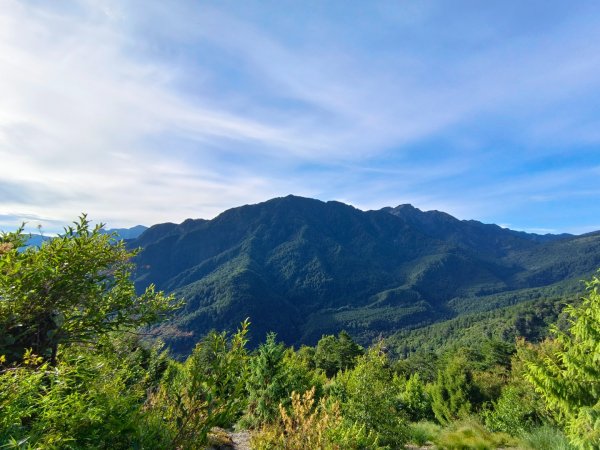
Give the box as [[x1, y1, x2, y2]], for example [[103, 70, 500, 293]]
[[0, 215, 176, 364], [524, 272, 600, 448]]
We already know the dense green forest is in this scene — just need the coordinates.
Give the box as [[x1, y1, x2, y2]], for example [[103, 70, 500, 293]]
[[1, 219, 599, 449], [129, 196, 600, 356]]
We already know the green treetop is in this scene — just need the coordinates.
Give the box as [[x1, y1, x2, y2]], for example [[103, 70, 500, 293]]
[[0, 215, 177, 365], [524, 271, 600, 449]]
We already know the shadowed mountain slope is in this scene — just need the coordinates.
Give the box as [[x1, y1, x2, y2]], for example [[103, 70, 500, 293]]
[[128, 195, 599, 356]]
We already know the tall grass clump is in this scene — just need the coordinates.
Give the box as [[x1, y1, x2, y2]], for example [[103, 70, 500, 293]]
[[408, 421, 441, 446], [520, 426, 575, 450], [434, 419, 517, 450]]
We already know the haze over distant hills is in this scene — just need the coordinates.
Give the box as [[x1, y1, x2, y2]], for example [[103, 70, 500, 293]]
[[25, 225, 148, 247], [101, 225, 148, 241], [128, 195, 600, 356]]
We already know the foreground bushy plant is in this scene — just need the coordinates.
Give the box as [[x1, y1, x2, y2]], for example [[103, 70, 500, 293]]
[[251, 387, 381, 450], [523, 273, 600, 448], [146, 321, 249, 449], [0, 217, 180, 449], [331, 345, 408, 448], [242, 332, 325, 428], [398, 372, 433, 421], [431, 353, 477, 424], [0, 216, 176, 365], [242, 333, 290, 427], [483, 384, 539, 436], [483, 347, 550, 437], [0, 341, 167, 449]]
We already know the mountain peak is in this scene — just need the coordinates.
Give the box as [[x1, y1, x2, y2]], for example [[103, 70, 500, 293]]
[[393, 203, 419, 211]]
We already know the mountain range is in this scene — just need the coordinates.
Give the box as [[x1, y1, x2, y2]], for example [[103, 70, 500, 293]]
[[128, 195, 600, 356]]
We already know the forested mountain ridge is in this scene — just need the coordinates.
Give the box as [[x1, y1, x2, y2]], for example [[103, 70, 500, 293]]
[[128, 195, 600, 355], [3, 216, 598, 448]]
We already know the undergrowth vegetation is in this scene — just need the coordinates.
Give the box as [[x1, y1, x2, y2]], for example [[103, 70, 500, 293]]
[[0, 219, 598, 448]]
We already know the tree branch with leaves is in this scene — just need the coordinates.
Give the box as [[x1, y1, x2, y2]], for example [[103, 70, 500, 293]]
[[0, 215, 178, 365]]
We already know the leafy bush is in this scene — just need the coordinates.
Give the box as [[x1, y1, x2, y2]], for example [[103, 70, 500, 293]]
[[242, 333, 291, 427], [0, 216, 176, 365], [0, 342, 168, 449], [398, 372, 433, 421], [242, 331, 327, 429], [523, 272, 600, 448], [483, 384, 539, 436], [0, 218, 178, 448], [331, 345, 408, 448], [431, 353, 477, 424], [146, 321, 249, 449]]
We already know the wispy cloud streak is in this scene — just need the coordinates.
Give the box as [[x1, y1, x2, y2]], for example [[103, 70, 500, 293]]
[[1, 0, 599, 234]]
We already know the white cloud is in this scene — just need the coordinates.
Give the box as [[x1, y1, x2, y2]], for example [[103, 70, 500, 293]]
[[0, 1, 299, 230], [1, 0, 600, 233]]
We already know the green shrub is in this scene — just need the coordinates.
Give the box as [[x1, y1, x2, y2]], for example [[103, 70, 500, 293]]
[[0, 217, 177, 449], [147, 321, 250, 449], [398, 372, 433, 421], [251, 388, 381, 450], [331, 345, 408, 448], [483, 384, 539, 436], [431, 353, 477, 424], [523, 272, 600, 448], [242, 333, 291, 427], [0, 342, 168, 449]]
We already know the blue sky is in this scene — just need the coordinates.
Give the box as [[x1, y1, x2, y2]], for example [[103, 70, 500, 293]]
[[1, 0, 600, 234]]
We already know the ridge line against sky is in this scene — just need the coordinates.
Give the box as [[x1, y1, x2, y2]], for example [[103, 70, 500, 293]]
[[1, 0, 600, 235]]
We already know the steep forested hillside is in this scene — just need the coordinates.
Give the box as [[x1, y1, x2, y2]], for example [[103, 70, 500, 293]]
[[128, 195, 600, 355], [387, 293, 575, 358]]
